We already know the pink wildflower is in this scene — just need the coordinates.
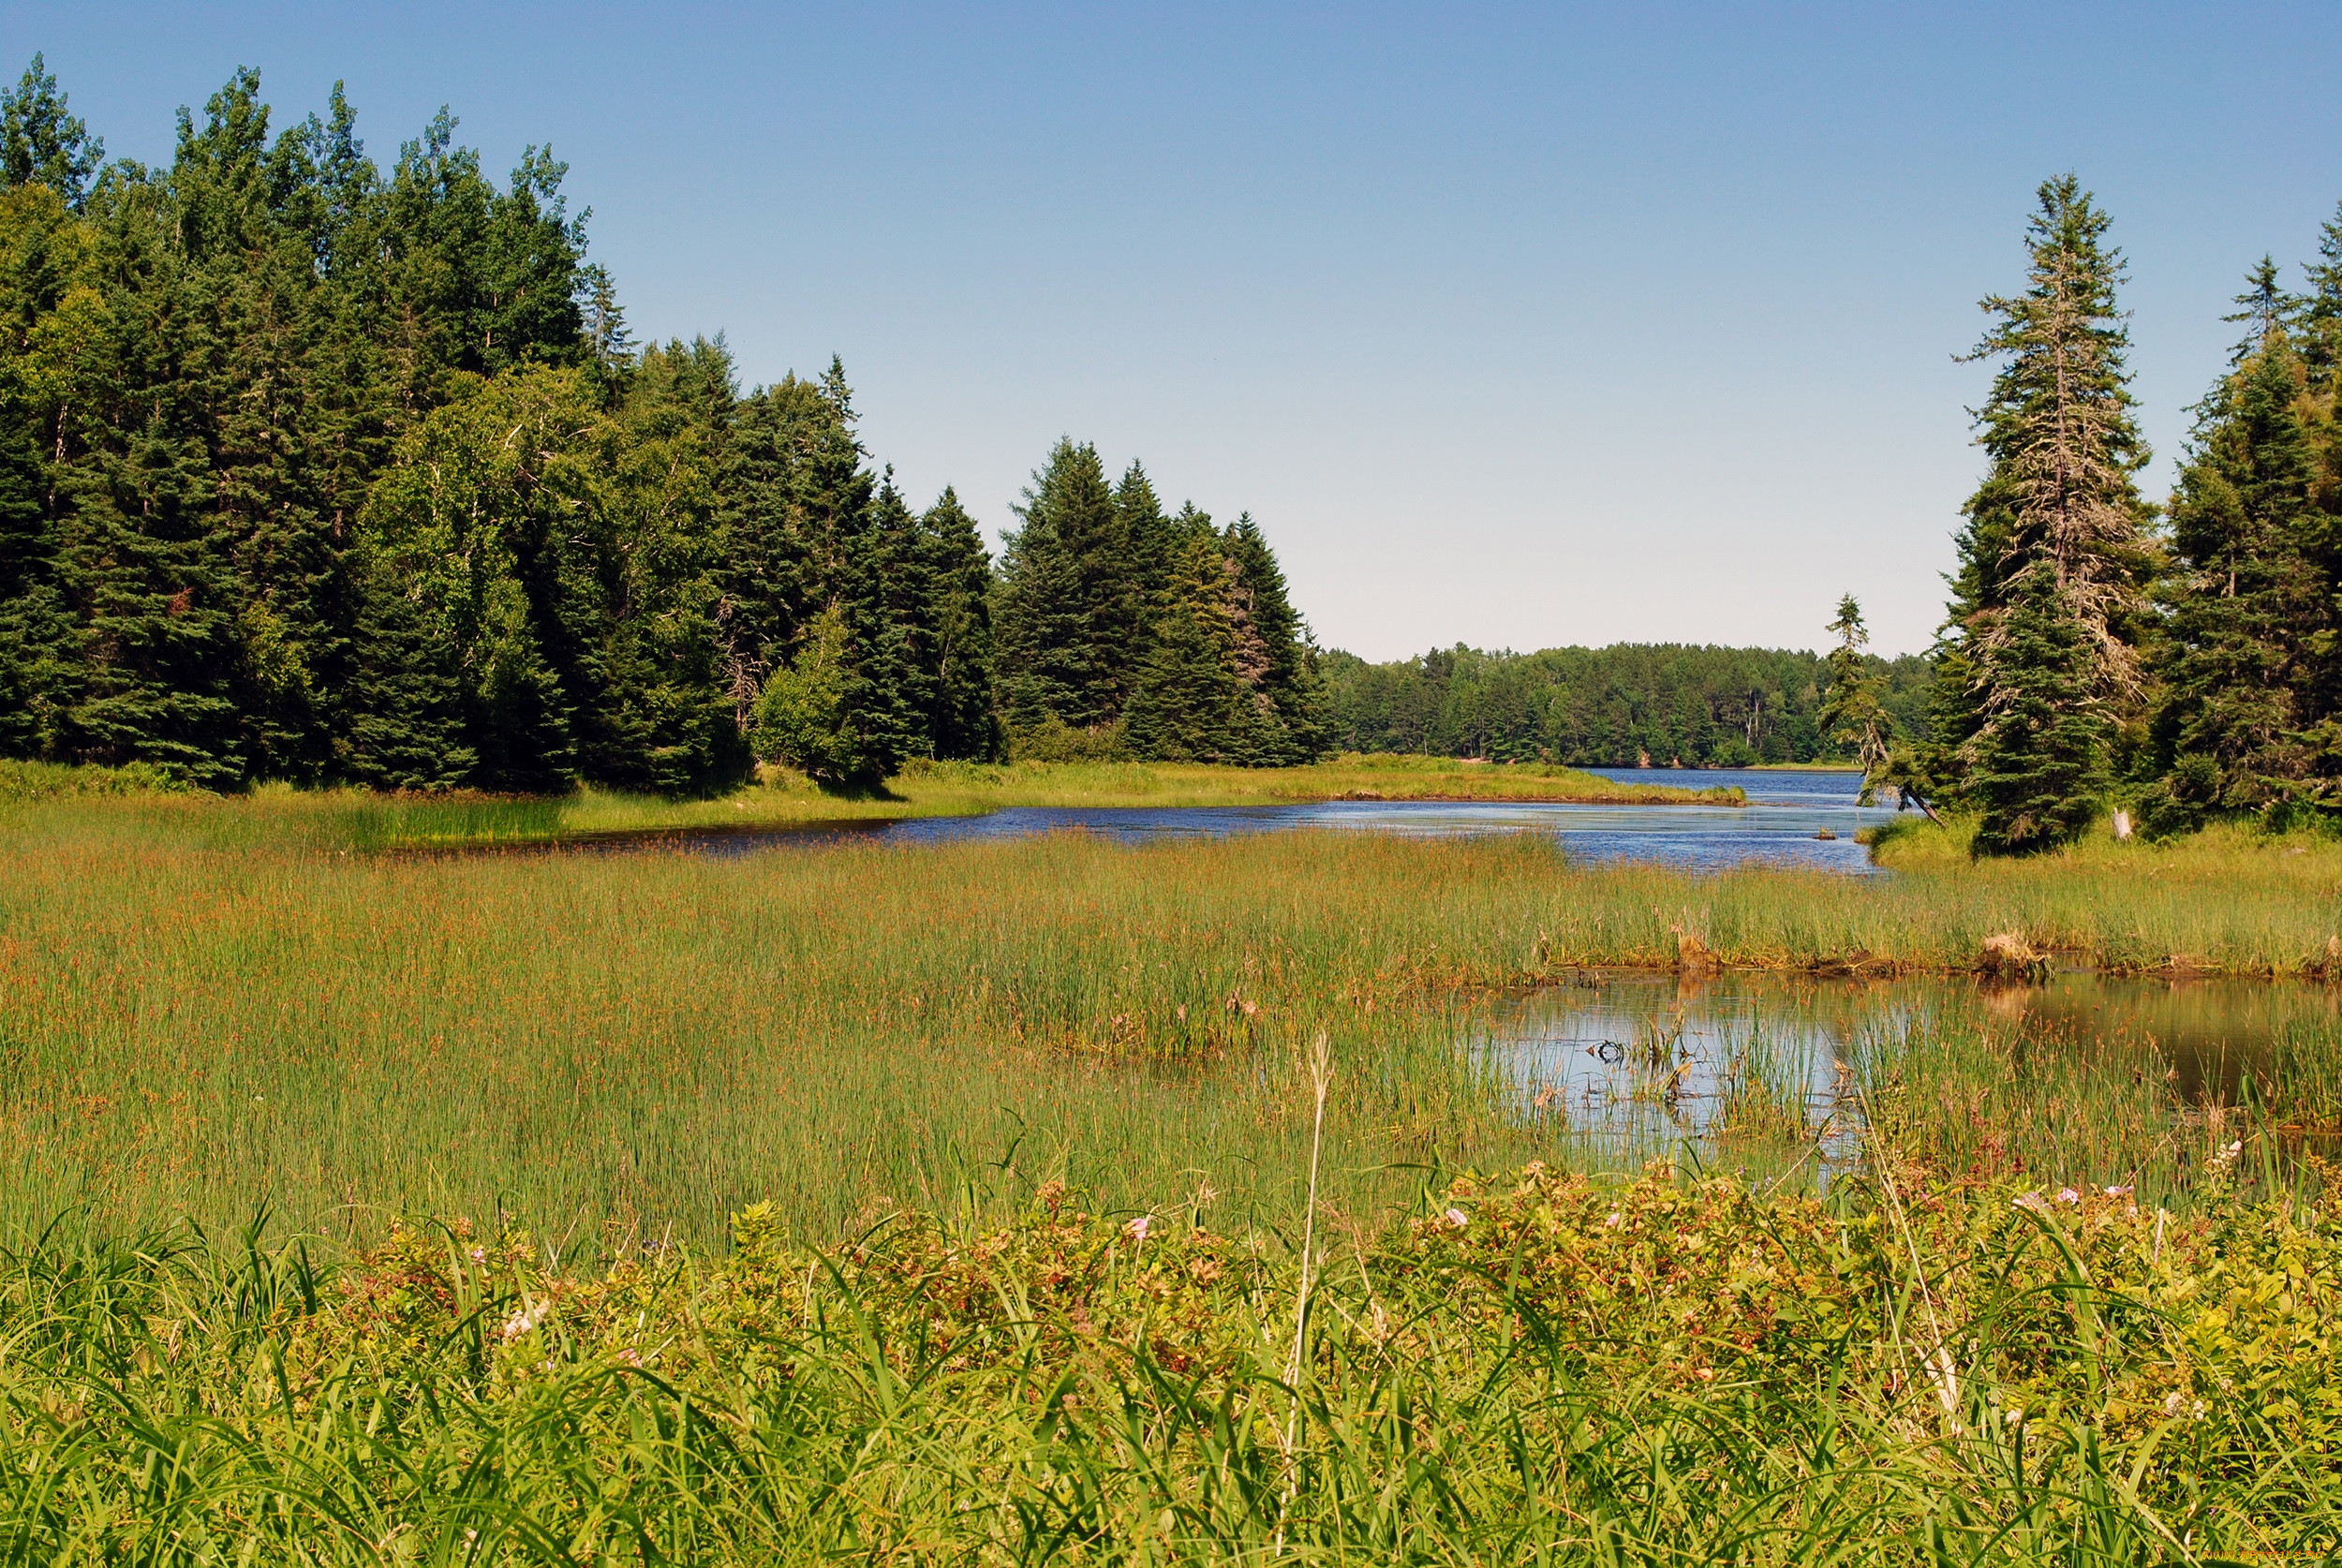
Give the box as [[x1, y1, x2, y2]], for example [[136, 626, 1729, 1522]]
[[1445, 1207, 1469, 1229]]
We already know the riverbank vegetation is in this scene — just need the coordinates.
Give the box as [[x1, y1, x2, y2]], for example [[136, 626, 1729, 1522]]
[[1875, 181, 2342, 853], [1325, 640, 1934, 766], [0, 60, 1330, 798], [0, 752, 1742, 848]]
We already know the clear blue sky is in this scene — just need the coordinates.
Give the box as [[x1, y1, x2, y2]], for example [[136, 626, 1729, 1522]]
[[11, 3, 2341, 659]]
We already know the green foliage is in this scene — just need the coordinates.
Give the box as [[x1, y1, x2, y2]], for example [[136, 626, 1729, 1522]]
[[1327, 640, 1932, 765], [1968, 561, 2112, 855], [1942, 177, 2157, 854], [1817, 594, 1894, 796], [914, 486, 1006, 762], [2146, 271, 2341, 830], [0, 54, 102, 208], [994, 437, 1136, 732], [995, 443, 1325, 765], [2, 64, 1287, 796], [6, 1167, 2342, 1559], [750, 604, 875, 786]]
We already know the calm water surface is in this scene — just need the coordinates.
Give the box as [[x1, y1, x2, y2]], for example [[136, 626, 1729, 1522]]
[[598, 766, 1909, 874], [1487, 969, 2342, 1170]]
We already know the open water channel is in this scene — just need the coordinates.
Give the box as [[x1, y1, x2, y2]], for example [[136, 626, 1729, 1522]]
[[595, 765, 1908, 874]]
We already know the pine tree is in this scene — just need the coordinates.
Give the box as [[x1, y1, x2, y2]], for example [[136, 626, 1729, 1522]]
[[916, 486, 1003, 761], [1945, 176, 2157, 854], [2147, 283, 2328, 830]]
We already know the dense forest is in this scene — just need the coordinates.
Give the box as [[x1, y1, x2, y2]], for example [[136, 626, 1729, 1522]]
[[8, 60, 2342, 834], [1888, 177, 2342, 851], [1323, 643, 1931, 767], [0, 61, 1322, 791]]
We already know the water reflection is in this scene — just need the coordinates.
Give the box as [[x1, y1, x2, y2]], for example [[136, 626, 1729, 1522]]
[[1485, 969, 2342, 1170], [568, 767, 1905, 874]]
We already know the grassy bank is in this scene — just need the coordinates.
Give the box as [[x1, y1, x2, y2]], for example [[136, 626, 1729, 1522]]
[[0, 754, 1743, 851], [3, 1161, 2336, 1561], [7, 791, 2342, 1556]]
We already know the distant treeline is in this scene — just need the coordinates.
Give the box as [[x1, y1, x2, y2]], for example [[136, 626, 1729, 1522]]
[[0, 61, 1322, 790], [1323, 643, 1932, 767]]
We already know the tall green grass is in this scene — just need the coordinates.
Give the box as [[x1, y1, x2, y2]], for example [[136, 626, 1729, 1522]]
[[2, 1163, 2337, 1562], [2, 793, 2338, 1248]]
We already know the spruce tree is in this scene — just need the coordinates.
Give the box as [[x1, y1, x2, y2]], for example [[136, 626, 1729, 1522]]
[[1223, 512, 1329, 762], [1945, 177, 2156, 854], [1125, 532, 1244, 762], [2148, 283, 2327, 829], [0, 414, 74, 757], [992, 438, 1132, 734], [1967, 559, 2109, 854], [917, 486, 1004, 762], [745, 360, 914, 787], [1817, 595, 1893, 794]]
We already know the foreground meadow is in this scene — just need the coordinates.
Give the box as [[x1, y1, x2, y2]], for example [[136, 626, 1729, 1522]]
[[4, 791, 2341, 1560]]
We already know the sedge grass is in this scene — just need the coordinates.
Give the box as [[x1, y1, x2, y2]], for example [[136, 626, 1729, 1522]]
[[0, 754, 1743, 853], [3, 795, 2340, 1249]]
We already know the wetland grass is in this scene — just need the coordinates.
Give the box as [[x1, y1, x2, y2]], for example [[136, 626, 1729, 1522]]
[[6, 794, 2342, 1558], [0, 791, 2336, 1246]]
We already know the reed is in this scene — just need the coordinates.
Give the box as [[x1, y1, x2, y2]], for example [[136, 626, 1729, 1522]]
[[1, 792, 2337, 1250]]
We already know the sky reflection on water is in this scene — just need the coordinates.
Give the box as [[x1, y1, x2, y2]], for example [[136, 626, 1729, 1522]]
[[615, 767, 1910, 874]]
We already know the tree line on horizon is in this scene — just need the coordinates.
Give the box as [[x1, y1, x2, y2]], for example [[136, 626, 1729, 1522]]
[[0, 60, 1324, 791], [1322, 641, 1931, 768]]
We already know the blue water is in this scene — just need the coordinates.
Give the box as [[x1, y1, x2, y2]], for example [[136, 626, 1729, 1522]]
[[594, 766, 1908, 874]]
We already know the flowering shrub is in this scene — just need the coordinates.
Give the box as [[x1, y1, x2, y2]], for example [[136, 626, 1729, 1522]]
[[5, 1166, 2342, 1560]]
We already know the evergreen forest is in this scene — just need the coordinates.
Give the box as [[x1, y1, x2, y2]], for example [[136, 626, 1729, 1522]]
[[0, 61, 1326, 791], [7, 60, 2342, 851], [1323, 643, 1933, 767]]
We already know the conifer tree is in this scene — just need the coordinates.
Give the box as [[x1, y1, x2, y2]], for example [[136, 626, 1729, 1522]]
[[916, 486, 1004, 761], [0, 59, 1356, 793], [2147, 275, 2330, 829], [2298, 205, 2342, 397], [992, 438, 1132, 733], [1817, 595, 1893, 795], [1125, 532, 1244, 762], [1223, 512, 1328, 762], [1944, 177, 2157, 854]]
